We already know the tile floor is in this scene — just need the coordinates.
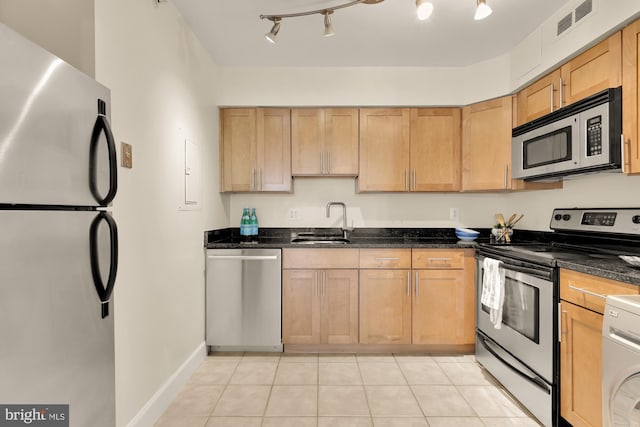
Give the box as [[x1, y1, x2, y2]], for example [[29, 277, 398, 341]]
[[155, 353, 543, 427]]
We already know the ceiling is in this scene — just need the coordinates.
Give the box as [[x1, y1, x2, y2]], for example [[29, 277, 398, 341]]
[[172, 0, 572, 67]]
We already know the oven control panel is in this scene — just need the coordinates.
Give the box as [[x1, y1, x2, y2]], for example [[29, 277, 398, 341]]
[[550, 208, 640, 235]]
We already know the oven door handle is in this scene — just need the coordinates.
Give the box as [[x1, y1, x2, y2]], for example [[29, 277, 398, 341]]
[[500, 263, 553, 281], [479, 335, 551, 395]]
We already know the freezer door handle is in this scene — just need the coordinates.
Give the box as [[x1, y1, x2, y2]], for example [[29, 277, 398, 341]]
[[89, 99, 118, 206], [90, 211, 119, 318]]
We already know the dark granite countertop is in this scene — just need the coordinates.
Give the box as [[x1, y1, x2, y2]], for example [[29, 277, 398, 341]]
[[204, 227, 640, 286]]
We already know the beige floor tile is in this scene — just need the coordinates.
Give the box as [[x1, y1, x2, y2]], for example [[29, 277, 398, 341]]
[[458, 386, 528, 418], [398, 362, 451, 385], [261, 416, 317, 427], [190, 361, 238, 384], [372, 417, 429, 426], [207, 352, 245, 362], [438, 362, 498, 386], [265, 385, 318, 416], [239, 353, 281, 364], [359, 362, 407, 385], [411, 385, 476, 417], [163, 384, 225, 417], [154, 416, 209, 427], [431, 354, 477, 364], [280, 354, 319, 363], [319, 417, 373, 427], [229, 362, 277, 384], [393, 354, 433, 363], [426, 417, 485, 426], [480, 418, 543, 426], [204, 417, 262, 427], [318, 385, 370, 416], [357, 354, 397, 363], [319, 363, 362, 385], [365, 386, 422, 417], [211, 385, 270, 417], [319, 353, 357, 363], [274, 363, 318, 384]]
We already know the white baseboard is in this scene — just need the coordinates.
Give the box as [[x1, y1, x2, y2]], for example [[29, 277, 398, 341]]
[[126, 341, 207, 427]]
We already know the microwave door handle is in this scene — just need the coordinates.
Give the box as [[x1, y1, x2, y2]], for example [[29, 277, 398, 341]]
[[479, 335, 551, 395], [500, 263, 552, 281]]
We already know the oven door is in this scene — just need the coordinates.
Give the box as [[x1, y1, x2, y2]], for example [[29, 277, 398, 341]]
[[476, 255, 555, 382]]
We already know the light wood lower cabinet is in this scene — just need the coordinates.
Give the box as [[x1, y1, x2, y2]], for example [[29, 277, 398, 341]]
[[560, 301, 603, 427], [359, 269, 412, 344]]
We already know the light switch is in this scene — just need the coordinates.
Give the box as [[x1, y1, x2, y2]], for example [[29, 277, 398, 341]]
[[121, 142, 132, 169]]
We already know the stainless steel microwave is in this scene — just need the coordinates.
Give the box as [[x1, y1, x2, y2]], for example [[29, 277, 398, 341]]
[[512, 87, 622, 181]]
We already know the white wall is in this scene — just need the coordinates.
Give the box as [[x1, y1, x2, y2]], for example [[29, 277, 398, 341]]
[[223, 1, 640, 233], [94, 1, 227, 426]]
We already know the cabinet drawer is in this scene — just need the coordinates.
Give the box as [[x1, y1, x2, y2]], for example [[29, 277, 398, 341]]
[[560, 269, 640, 314], [359, 249, 411, 269], [283, 248, 359, 269], [412, 249, 464, 269]]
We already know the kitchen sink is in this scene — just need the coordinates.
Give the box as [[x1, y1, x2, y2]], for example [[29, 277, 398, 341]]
[[290, 235, 351, 245]]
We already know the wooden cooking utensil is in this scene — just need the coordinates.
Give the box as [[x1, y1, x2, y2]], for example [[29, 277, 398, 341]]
[[510, 214, 525, 228], [496, 213, 505, 227], [507, 214, 516, 227]]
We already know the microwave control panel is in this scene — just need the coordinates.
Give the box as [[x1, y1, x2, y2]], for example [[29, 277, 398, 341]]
[[586, 115, 603, 156]]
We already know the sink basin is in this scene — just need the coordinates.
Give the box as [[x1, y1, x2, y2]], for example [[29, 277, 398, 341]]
[[290, 236, 351, 245]]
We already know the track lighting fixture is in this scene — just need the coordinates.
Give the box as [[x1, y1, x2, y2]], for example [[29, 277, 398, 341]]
[[416, 0, 434, 21], [265, 19, 281, 44], [474, 0, 493, 20], [323, 11, 336, 37], [260, 0, 494, 42]]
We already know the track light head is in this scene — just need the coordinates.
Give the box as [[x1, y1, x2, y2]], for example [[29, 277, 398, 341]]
[[474, 0, 492, 20], [323, 11, 336, 37], [416, 0, 434, 21], [265, 19, 281, 44]]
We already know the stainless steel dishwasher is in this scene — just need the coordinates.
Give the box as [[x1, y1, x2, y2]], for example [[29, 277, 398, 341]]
[[205, 248, 282, 352]]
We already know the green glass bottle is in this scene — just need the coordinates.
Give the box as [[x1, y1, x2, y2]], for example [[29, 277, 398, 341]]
[[240, 208, 250, 241], [250, 208, 259, 239]]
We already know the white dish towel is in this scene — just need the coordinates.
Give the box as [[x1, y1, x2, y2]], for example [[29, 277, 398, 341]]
[[480, 257, 506, 329]]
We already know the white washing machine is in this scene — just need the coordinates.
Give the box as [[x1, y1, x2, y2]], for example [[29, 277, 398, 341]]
[[603, 294, 640, 427]]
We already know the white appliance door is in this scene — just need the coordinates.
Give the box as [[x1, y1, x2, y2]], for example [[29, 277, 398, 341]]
[[0, 210, 117, 427], [0, 23, 117, 206]]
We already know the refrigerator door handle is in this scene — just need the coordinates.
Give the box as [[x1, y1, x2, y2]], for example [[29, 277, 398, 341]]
[[90, 211, 119, 319], [89, 99, 118, 206]]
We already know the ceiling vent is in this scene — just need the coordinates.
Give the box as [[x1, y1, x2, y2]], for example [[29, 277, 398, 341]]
[[557, 12, 573, 36], [574, 0, 593, 23]]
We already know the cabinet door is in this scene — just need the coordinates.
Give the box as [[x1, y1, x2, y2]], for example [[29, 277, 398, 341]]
[[256, 108, 291, 192], [359, 269, 411, 344], [561, 32, 622, 106], [623, 19, 640, 174], [516, 70, 561, 126], [461, 96, 512, 191], [560, 301, 603, 427], [221, 108, 256, 192], [325, 108, 359, 176], [358, 108, 410, 192], [282, 270, 320, 344], [291, 108, 324, 176], [412, 269, 469, 345], [321, 270, 359, 344], [410, 108, 461, 191]]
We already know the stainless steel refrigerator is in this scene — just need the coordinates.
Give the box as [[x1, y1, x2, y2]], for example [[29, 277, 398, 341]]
[[0, 23, 118, 426]]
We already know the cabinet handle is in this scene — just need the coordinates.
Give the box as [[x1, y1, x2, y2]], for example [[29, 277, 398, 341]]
[[550, 83, 555, 112], [320, 152, 324, 174], [322, 271, 326, 296], [558, 302, 563, 343], [314, 271, 319, 296], [259, 168, 263, 190], [375, 257, 399, 261], [415, 271, 419, 297], [412, 168, 416, 191], [428, 257, 452, 263], [559, 77, 564, 108], [328, 151, 331, 174], [406, 271, 411, 297], [568, 285, 606, 300], [404, 169, 409, 192], [503, 164, 509, 189]]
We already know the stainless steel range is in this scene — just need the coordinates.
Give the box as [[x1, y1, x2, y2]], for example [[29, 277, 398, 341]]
[[475, 207, 640, 427]]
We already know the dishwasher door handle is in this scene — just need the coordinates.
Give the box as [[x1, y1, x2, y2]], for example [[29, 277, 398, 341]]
[[206, 255, 279, 261]]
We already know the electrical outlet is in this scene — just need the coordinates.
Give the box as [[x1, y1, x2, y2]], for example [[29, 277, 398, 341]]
[[450, 207, 459, 221], [288, 208, 300, 220]]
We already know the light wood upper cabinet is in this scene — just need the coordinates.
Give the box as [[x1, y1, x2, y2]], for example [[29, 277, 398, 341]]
[[358, 108, 411, 192], [291, 108, 359, 176], [623, 19, 640, 174], [462, 96, 513, 191], [220, 108, 291, 192], [516, 32, 622, 127], [410, 108, 461, 191]]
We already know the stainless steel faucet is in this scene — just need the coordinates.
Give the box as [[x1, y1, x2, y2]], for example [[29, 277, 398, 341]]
[[326, 202, 353, 239]]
